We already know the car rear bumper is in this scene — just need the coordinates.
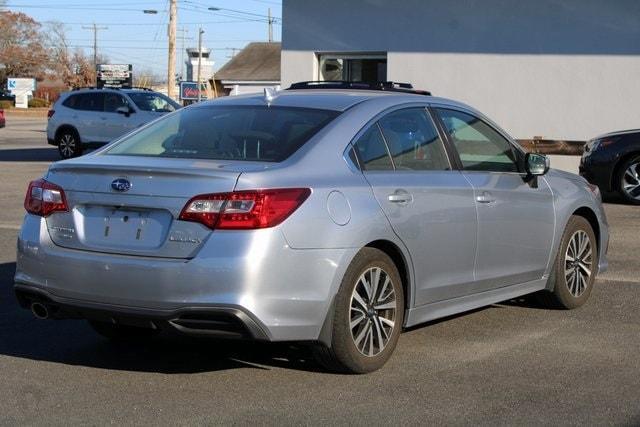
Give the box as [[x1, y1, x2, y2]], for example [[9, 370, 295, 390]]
[[15, 214, 357, 342], [14, 283, 270, 340]]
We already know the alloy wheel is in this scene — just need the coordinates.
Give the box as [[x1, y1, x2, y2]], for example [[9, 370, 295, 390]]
[[622, 162, 640, 200], [564, 230, 593, 297], [59, 134, 76, 158], [349, 266, 397, 357]]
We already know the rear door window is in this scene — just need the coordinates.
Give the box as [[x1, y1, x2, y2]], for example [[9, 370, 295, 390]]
[[378, 108, 450, 171], [106, 105, 340, 162]]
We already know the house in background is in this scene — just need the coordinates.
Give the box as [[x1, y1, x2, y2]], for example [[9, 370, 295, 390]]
[[281, 0, 640, 142], [214, 42, 281, 96]]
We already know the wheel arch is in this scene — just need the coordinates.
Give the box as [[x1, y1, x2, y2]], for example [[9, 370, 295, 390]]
[[364, 239, 412, 313], [316, 238, 413, 348], [571, 206, 600, 253], [610, 150, 640, 192]]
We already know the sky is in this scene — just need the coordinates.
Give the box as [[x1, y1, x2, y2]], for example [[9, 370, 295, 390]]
[[4, 0, 282, 80]]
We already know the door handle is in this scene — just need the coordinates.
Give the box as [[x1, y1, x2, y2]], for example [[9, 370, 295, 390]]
[[388, 191, 413, 204], [476, 191, 495, 204]]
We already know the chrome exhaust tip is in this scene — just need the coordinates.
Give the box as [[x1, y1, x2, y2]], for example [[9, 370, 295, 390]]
[[31, 302, 49, 320]]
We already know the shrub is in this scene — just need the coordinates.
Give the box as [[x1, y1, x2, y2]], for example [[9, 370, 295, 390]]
[[0, 100, 12, 109], [28, 98, 49, 108]]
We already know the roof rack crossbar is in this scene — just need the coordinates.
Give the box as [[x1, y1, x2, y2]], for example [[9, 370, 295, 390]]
[[71, 86, 151, 91], [286, 81, 431, 96]]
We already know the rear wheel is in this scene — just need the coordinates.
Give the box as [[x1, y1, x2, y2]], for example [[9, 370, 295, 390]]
[[537, 216, 597, 309], [314, 248, 404, 373], [88, 320, 159, 342], [56, 129, 82, 159], [617, 154, 640, 205]]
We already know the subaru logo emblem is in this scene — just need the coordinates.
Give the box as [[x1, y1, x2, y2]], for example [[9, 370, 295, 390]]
[[111, 178, 131, 192]]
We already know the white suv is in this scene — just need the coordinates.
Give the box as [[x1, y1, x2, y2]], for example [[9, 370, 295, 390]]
[[47, 88, 181, 159]]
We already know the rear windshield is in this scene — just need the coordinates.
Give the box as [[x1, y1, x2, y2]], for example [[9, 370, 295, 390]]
[[105, 105, 340, 162]]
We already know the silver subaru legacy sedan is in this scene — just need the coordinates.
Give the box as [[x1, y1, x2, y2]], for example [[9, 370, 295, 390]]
[[15, 82, 608, 373]]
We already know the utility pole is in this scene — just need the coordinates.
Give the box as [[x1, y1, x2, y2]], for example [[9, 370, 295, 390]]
[[167, 0, 177, 99], [176, 27, 192, 82], [197, 27, 204, 102], [268, 8, 273, 42], [82, 23, 108, 68]]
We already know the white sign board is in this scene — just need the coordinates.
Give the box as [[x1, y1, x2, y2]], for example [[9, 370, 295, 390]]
[[7, 78, 36, 92], [8, 78, 36, 109]]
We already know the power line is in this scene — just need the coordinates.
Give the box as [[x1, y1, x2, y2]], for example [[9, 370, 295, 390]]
[[8, 4, 168, 12], [63, 38, 256, 43], [41, 19, 273, 26], [65, 44, 238, 50]]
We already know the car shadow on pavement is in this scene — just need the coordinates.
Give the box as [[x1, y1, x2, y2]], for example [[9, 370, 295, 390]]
[[0, 148, 59, 162], [0, 262, 324, 374]]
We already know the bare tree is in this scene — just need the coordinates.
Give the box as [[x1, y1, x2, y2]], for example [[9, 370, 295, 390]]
[[134, 67, 163, 88], [0, 11, 50, 85], [48, 21, 108, 88]]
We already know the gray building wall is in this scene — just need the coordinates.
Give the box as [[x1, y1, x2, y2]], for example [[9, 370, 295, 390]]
[[281, 0, 640, 140]]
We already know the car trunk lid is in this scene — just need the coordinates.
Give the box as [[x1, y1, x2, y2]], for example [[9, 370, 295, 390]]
[[44, 154, 271, 258]]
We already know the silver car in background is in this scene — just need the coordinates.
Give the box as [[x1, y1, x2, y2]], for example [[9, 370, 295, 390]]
[[16, 83, 608, 373]]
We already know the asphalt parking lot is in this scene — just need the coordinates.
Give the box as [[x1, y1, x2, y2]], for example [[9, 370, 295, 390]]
[[1, 116, 639, 425]]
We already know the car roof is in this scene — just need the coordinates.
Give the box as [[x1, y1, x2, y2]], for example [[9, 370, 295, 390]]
[[195, 89, 469, 112], [62, 88, 159, 95]]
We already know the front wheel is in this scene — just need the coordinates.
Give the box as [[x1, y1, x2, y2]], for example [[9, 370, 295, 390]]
[[537, 216, 598, 309], [314, 248, 404, 373]]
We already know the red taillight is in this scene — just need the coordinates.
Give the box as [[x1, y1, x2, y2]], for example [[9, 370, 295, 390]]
[[179, 188, 311, 230], [24, 178, 68, 217], [47, 109, 55, 119]]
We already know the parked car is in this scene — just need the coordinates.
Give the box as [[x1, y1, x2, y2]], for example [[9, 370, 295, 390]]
[[0, 90, 15, 105], [580, 129, 640, 205], [0, 108, 5, 128], [15, 82, 608, 373], [46, 87, 181, 159]]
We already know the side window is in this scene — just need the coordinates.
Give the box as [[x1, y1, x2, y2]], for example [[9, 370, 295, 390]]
[[62, 95, 79, 109], [77, 93, 105, 112], [378, 108, 450, 171], [104, 93, 129, 113], [436, 108, 519, 173], [353, 125, 393, 171]]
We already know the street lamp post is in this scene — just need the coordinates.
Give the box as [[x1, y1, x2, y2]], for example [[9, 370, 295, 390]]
[[197, 28, 204, 102], [207, 6, 276, 42]]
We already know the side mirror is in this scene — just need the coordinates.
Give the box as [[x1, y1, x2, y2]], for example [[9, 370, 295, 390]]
[[525, 152, 550, 176], [116, 106, 133, 117]]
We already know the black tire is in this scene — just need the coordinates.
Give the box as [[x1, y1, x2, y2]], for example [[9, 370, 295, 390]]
[[616, 154, 640, 205], [56, 128, 82, 159], [314, 248, 404, 374], [537, 216, 598, 309], [88, 320, 159, 342]]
